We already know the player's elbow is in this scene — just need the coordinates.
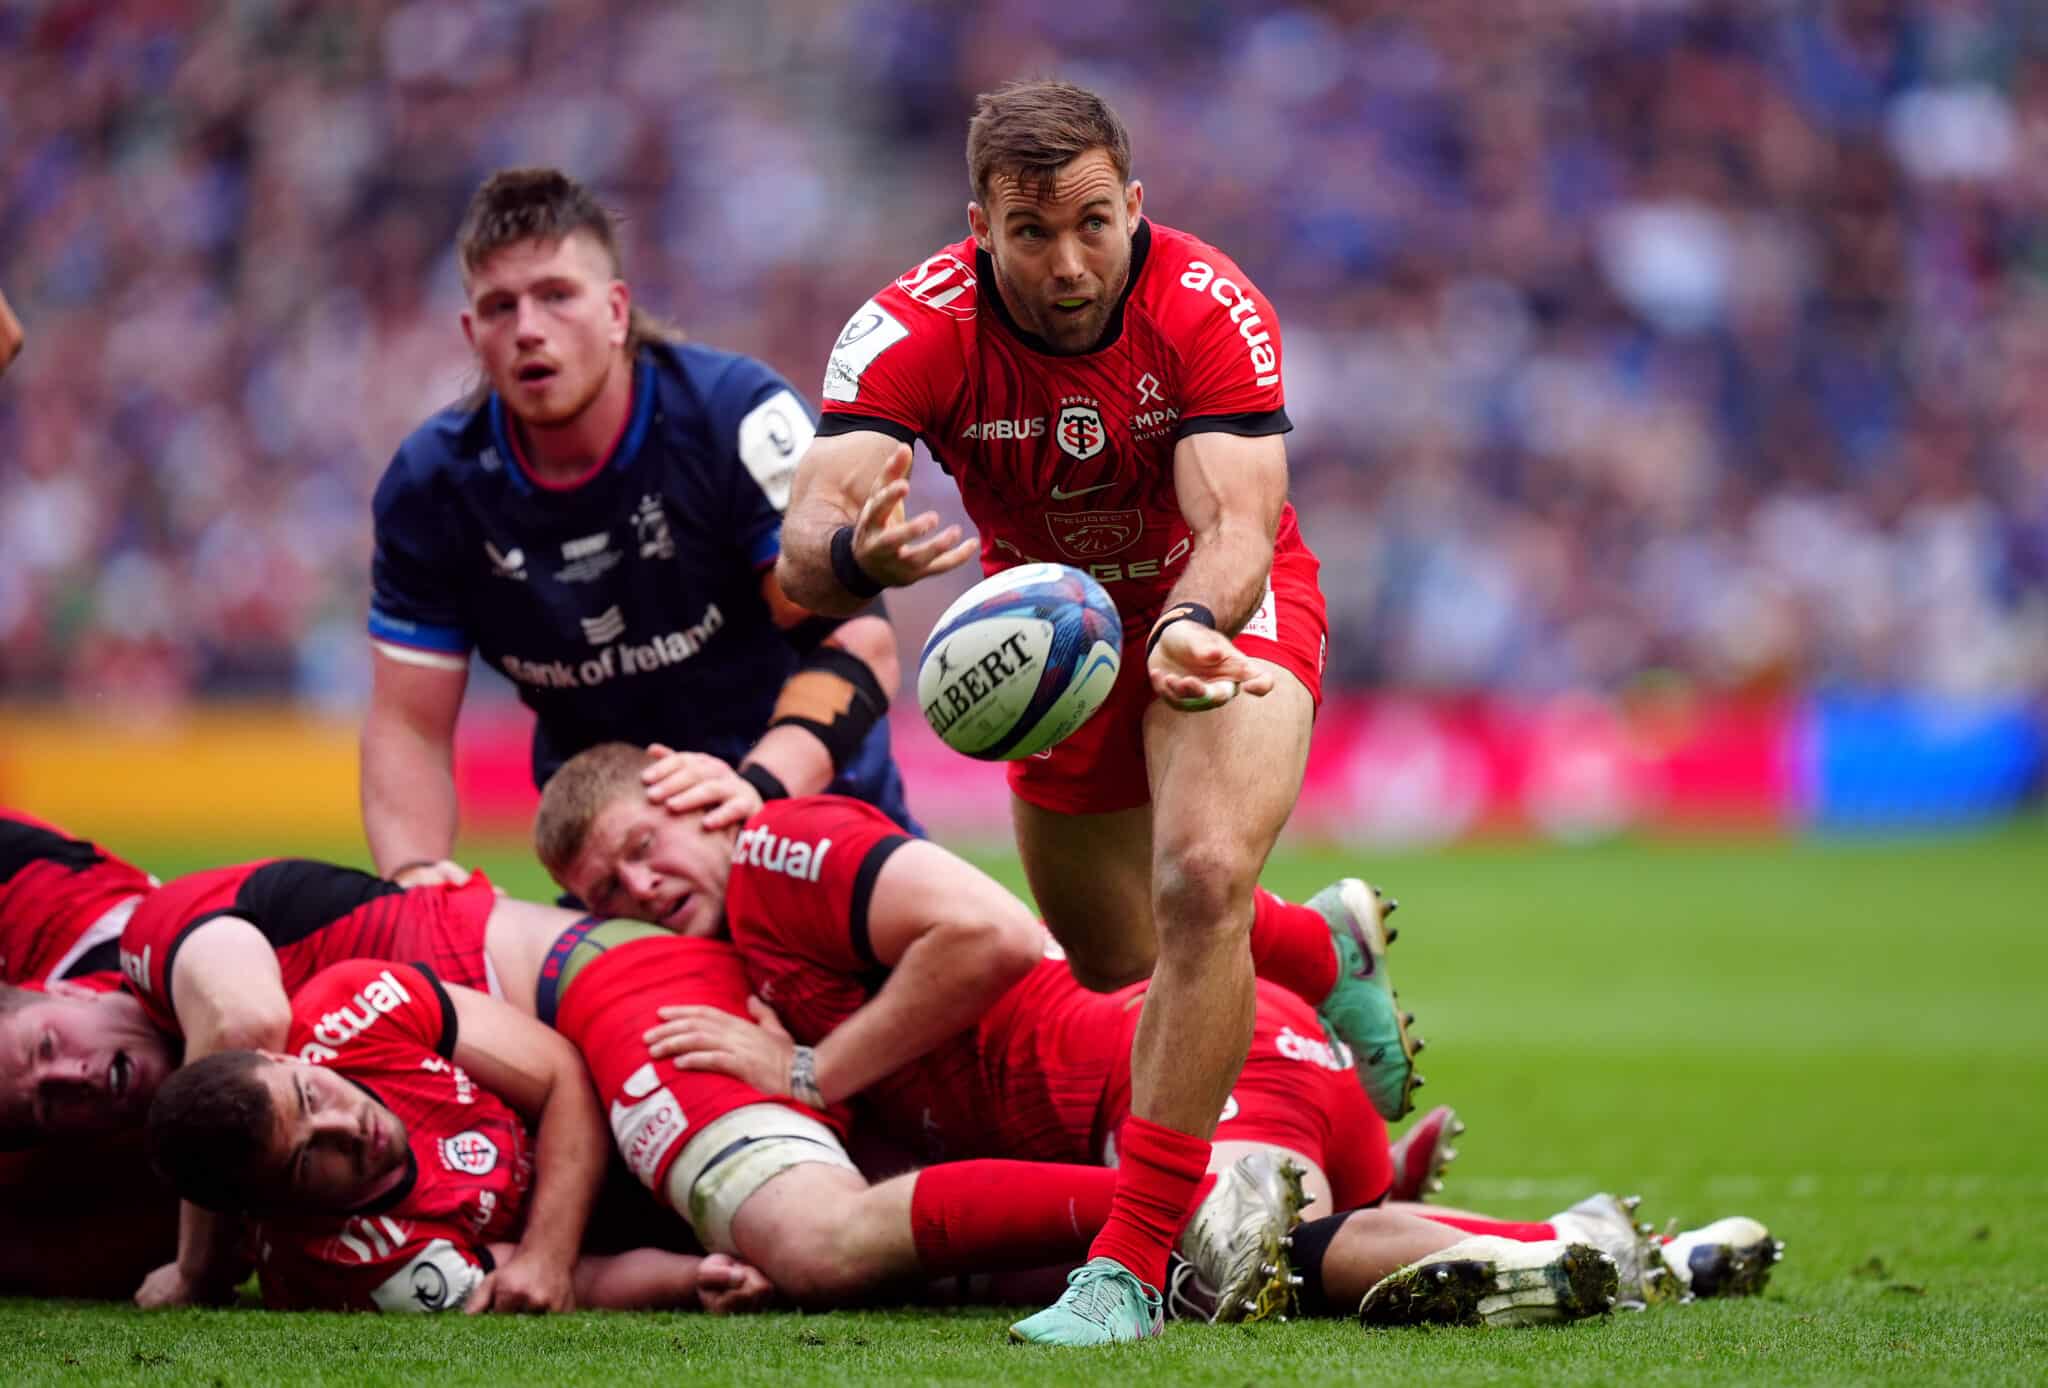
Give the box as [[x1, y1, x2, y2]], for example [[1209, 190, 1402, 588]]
[[825, 615, 900, 703], [203, 995, 293, 1057], [931, 908, 1042, 991]]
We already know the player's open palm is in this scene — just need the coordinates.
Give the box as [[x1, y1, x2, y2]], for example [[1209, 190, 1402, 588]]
[[466, 1249, 575, 1315], [643, 744, 760, 829], [1147, 617, 1275, 711], [851, 444, 977, 589], [645, 997, 798, 1100]]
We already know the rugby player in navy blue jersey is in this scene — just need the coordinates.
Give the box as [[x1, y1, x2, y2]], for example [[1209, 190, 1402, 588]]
[[363, 169, 916, 888]]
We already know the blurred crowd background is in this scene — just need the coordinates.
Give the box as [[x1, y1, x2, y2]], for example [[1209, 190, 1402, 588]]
[[5, 0, 2048, 716]]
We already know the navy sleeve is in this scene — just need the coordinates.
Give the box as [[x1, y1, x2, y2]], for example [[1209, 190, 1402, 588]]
[[703, 355, 819, 570], [367, 438, 470, 663]]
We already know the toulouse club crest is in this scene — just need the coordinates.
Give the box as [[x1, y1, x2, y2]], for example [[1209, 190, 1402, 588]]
[[438, 1129, 499, 1176], [1056, 403, 1107, 461]]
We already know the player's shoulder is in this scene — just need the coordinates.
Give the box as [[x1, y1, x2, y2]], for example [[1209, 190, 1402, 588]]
[[1133, 220, 1277, 331], [377, 398, 495, 504], [874, 233, 986, 326], [288, 961, 447, 1063], [644, 340, 792, 415], [751, 793, 901, 839], [821, 238, 977, 409]]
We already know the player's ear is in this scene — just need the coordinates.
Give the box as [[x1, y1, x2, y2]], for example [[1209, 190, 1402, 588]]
[[460, 308, 478, 353], [1124, 179, 1143, 227], [967, 201, 992, 253], [607, 279, 630, 349]]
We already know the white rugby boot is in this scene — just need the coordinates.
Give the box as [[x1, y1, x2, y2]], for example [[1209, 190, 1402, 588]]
[[1660, 1216, 1783, 1298], [1175, 1150, 1309, 1323], [1548, 1193, 1684, 1308], [1358, 1235, 1620, 1328]]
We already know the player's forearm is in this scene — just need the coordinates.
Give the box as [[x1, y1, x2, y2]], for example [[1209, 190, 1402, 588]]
[[1162, 521, 1274, 634], [516, 1069, 606, 1273], [775, 500, 866, 616], [173, 1202, 247, 1293], [571, 1250, 708, 1310], [739, 723, 835, 799], [360, 718, 460, 873], [813, 923, 1036, 1104]]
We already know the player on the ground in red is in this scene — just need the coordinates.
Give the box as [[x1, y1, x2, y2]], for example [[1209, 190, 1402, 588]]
[[541, 743, 1782, 1326], [774, 78, 1419, 1342], [144, 958, 766, 1314], [0, 810, 174, 1297]]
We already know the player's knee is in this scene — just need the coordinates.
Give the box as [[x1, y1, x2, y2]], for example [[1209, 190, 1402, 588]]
[[774, 1205, 896, 1306], [1151, 842, 1259, 939]]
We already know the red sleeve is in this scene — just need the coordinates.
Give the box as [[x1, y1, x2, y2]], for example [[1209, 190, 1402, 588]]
[[262, 1219, 488, 1313], [724, 797, 913, 1046], [286, 961, 455, 1064], [117, 864, 257, 1035], [1159, 246, 1288, 430], [816, 272, 959, 440]]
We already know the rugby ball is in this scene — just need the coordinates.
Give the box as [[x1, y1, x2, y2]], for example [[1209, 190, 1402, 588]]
[[917, 563, 1122, 760]]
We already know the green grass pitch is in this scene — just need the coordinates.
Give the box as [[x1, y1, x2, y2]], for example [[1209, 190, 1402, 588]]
[[4, 820, 2044, 1385]]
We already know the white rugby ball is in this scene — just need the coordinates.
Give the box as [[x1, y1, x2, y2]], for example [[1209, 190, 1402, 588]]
[[917, 563, 1123, 761]]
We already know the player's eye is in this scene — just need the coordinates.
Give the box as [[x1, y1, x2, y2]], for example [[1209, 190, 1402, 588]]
[[542, 286, 572, 303], [37, 1031, 55, 1063], [1085, 217, 1107, 232], [1015, 225, 1043, 241]]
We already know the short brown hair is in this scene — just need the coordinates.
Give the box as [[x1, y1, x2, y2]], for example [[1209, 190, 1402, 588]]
[[455, 167, 681, 351], [146, 1050, 276, 1213], [967, 80, 1132, 204], [533, 741, 647, 880]]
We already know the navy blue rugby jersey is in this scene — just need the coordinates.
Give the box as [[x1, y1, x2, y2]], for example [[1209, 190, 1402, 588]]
[[368, 341, 917, 829]]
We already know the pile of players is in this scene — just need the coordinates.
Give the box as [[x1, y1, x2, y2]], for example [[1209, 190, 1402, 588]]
[[0, 80, 1778, 1343]]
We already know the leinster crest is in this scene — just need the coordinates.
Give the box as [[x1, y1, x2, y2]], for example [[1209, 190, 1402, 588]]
[[634, 493, 675, 560], [1056, 403, 1107, 461]]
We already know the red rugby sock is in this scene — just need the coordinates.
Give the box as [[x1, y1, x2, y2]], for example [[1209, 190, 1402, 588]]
[[1086, 1115, 1211, 1290], [910, 1162, 1120, 1275], [1423, 1214, 1559, 1242], [1248, 887, 1339, 1006]]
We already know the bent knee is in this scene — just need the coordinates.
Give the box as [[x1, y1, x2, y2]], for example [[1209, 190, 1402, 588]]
[[1151, 843, 1261, 936]]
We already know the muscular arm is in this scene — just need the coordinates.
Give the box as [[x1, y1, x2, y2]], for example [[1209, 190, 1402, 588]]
[[743, 577, 901, 800], [1164, 430, 1289, 633], [446, 983, 603, 1313], [360, 652, 468, 876], [809, 841, 1044, 1104], [777, 432, 972, 613], [778, 431, 898, 613]]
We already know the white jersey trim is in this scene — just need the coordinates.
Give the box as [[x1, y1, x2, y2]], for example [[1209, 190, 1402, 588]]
[[370, 640, 469, 673]]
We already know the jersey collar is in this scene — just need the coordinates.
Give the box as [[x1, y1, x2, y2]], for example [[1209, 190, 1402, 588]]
[[976, 218, 1153, 358], [491, 353, 655, 495]]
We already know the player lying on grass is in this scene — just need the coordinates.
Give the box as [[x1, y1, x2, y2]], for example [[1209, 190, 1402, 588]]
[[3, 842, 1304, 1315], [0, 809, 175, 1296], [145, 958, 768, 1314], [540, 744, 1781, 1329]]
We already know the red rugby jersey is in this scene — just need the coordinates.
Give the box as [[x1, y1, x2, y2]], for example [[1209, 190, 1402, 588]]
[[256, 960, 531, 1311], [118, 860, 495, 1034], [724, 796, 1128, 1164], [817, 218, 1304, 631], [0, 809, 155, 985]]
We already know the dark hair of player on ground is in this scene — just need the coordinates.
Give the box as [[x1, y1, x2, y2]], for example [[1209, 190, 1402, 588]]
[[966, 79, 1132, 204], [456, 167, 682, 355], [145, 1049, 274, 1214], [532, 740, 648, 880]]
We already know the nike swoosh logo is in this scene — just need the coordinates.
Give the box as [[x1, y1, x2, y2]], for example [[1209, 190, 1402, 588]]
[[1049, 482, 1114, 501]]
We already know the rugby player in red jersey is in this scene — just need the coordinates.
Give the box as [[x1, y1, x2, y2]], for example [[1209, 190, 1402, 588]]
[[145, 958, 767, 1314], [0, 809, 172, 1297], [542, 743, 1784, 1326], [775, 79, 1421, 1341]]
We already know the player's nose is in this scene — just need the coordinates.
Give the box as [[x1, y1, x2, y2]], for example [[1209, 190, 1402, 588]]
[[1048, 234, 1086, 282], [621, 861, 661, 905], [513, 296, 546, 344]]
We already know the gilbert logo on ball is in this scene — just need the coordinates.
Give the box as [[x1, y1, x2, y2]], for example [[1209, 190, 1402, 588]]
[[918, 563, 1122, 760]]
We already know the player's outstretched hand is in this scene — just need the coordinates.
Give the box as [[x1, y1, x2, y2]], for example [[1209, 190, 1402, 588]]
[[643, 743, 759, 829], [696, 1253, 775, 1314], [390, 858, 472, 889], [1146, 617, 1276, 711], [644, 997, 798, 1100], [851, 443, 977, 589], [466, 1248, 575, 1315], [133, 1259, 233, 1310]]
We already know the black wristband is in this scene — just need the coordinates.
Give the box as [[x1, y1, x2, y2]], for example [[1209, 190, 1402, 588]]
[[738, 763, 790, 803], [830, 525, 885, 599], [1145, 601, 1218, 658]]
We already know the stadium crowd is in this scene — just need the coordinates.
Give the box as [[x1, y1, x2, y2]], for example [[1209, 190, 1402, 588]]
[[4, 0, 2047, 708]]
